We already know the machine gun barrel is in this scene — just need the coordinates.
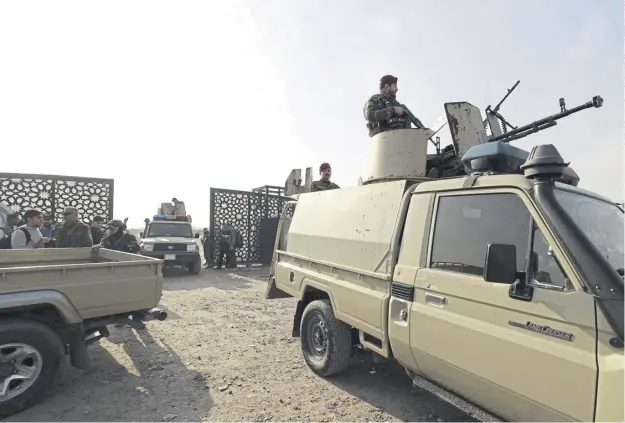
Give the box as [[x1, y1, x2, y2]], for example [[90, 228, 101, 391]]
[[490, 95, 603, 143]]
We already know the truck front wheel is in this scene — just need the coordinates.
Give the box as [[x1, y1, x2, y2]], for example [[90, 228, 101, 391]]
[[0, 319, 64, 418], [300, 299, 352, 377], [188, 259, 201, 275]]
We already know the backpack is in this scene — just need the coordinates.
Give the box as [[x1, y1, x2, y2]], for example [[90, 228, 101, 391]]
[[0, 228, 32, 249]]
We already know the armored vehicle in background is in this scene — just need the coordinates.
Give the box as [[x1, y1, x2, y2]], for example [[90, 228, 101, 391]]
[[140, 215, 201, 274], [266, 91, 623, 421]]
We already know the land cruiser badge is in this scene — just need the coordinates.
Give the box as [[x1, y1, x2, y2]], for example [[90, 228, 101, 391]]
[[508, 320, 574, 342]]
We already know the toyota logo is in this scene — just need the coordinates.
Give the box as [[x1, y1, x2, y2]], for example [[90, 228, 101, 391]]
[[168, 246, 174, 250]]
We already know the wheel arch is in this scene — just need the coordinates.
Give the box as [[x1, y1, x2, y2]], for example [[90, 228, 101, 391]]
[[0, 291, 83, 325], [292, 281, 337, 338]]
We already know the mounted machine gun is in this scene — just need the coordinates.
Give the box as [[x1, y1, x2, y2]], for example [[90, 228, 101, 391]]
[[426, 80, 603, 179]]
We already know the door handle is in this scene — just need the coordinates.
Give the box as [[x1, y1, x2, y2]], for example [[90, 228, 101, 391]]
[[425, 293, 446, 305]]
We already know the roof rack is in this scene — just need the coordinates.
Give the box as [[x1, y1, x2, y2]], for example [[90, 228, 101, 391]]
[[153, 214, 191, 222]]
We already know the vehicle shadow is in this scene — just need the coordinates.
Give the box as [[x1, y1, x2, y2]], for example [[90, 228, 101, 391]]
[[8, 327, 213, 422], [326, 357, 476, 422], [163, 267, 267, 292]]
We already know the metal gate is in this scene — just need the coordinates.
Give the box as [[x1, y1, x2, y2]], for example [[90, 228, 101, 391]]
[[0, 172, 114, 224], [209, 186, 286, 266]]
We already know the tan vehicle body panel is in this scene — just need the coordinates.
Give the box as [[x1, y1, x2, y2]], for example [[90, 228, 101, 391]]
[[0, 248, 163, 319], [272, 174, 624, 422]]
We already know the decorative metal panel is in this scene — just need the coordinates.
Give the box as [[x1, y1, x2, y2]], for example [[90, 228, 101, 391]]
[[0, 173, 114, 224], [209, 187, 287, 266]]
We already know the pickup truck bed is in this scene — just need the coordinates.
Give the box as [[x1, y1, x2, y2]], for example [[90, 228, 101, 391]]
[[0, 247, 163, 320]]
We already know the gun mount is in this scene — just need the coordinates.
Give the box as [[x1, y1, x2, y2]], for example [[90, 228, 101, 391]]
[[423, 81, 603, 179], [285, 82, 603, 190]]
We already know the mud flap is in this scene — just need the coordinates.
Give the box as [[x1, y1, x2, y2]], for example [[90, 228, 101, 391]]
[[265, 276, 291, 300], [292, 300, 307, 338]]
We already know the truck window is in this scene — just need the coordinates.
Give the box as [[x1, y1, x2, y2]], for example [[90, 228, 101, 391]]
[[430, 193, 531, 276], [532, 226, 569, 288], [555, 188, 624, 272], [147, 223, 193, 238]]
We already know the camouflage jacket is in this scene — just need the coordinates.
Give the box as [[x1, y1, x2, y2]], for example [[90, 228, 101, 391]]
[[100, 231, 140, 254], [363, 94, 410, 137], [311, 179, 340, 192], [56, 221, 93, 248]]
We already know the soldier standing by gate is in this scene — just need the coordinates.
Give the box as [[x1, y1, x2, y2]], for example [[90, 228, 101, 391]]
[[363, 74, 427, 137], [56, 207, 93, 248], [214, 223, 242, 269]]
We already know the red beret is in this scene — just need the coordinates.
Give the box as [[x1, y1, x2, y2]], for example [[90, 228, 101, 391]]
[[380, 75, 398, 85], [319, 162, 331, 172]]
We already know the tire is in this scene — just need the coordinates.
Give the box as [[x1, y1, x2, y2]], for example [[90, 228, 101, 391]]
[[300, 299, 352, 377], [188, 259, 201, 275], [0, 319, 64, 418]]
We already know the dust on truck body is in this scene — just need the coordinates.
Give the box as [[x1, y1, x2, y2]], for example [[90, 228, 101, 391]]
[[266, 95, 624, 422]]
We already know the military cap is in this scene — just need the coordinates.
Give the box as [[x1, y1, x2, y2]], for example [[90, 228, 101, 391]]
[[107, 219, 124, 228], [380, 75, 398, 85], [319, 162, 331, 172]]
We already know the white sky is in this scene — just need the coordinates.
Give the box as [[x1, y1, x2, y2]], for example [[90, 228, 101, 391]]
[[1, 0, 622, 227]]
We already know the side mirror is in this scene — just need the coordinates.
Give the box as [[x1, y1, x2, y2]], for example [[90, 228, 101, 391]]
[[483, 243, 517, 284], [194, 233, 200, 239], [139, 232, 144, 238]]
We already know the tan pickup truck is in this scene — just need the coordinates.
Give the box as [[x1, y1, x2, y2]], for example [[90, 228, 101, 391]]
[[0, 247, 166, 417], [266, 126, 624, 421]]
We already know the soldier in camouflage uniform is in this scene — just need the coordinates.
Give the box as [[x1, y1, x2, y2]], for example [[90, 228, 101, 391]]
[[363, 74, 425, 137], [100, 219, 140, 253], [56, 207, 93, 248], [310, 162, 340, 192]]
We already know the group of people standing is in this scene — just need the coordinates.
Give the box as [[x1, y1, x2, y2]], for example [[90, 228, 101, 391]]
[[0, 207, 138, 253], [199, 222, 242, 269]]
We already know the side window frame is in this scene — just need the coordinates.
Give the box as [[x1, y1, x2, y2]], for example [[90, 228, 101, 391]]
[[528, 221, 575, 292], [426, 188, 579, 292]]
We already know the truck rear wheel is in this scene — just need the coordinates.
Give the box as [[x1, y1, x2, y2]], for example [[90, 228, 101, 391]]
[[0, 319, 64, 418], [300, 299, 352, 377]]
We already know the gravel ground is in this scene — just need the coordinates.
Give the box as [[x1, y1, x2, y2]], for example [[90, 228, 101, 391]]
[[9, 267, 472, 422]]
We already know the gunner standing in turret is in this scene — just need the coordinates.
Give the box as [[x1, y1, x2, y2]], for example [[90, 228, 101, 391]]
[[310, 163, 340, 192], [363, 74, 425, 137]]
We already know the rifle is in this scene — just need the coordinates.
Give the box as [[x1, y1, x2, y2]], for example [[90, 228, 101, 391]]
[[383, 95, 425, 129]]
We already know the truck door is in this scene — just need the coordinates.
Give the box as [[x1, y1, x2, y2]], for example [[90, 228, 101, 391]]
[[410, 190, 597, 422]]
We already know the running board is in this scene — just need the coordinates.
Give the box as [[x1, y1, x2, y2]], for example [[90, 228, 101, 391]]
[[410, 373, 500, 422]]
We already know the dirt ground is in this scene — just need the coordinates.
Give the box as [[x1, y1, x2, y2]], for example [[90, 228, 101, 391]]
[[9, 268, 472, 422]]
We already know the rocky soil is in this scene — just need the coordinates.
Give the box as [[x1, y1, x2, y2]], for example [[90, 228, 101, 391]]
[[9, 268, 472, 422]]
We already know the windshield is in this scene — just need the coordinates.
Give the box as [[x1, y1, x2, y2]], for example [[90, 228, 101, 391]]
[[147, 222, 193, 238], [555, 189, 624, 271]]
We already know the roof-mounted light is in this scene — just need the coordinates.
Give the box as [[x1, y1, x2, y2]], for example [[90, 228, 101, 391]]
[[461, 141, 529, 174]]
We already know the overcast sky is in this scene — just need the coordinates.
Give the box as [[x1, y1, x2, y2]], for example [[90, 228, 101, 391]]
[[0, 0, 621, 227]]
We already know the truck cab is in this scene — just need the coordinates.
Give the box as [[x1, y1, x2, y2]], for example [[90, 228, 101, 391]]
[[266, 99, 623, 421], [140, 215, 201, 274]]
